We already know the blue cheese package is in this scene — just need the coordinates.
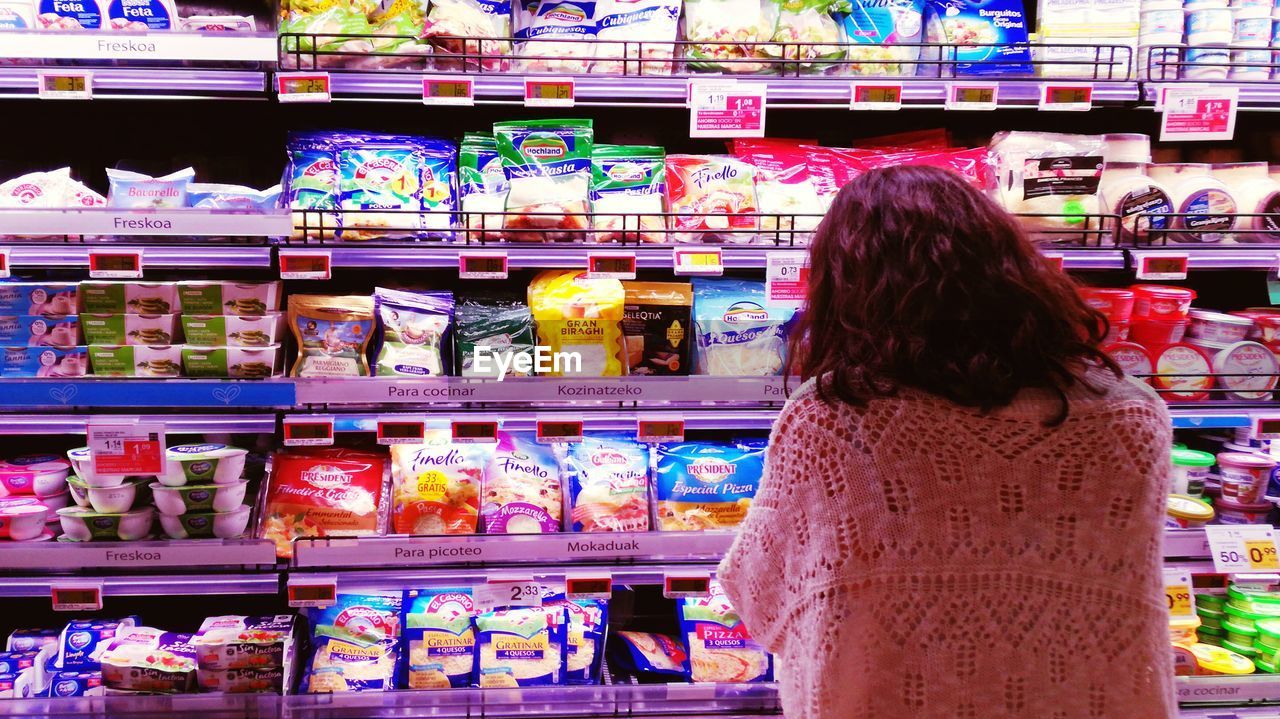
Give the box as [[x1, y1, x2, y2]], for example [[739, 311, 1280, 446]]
[[337, 134, 458, 241], [473, 605, 567, 687], [608, 631, 688, 678], [654, 440, 765, 531], [286, 132, 341, 239], [2, 346, 88, 378], [677, 581, 773, 683], [691, 278, 795, 376], [837, 0, 926, 75], [57, 617, 138, 671], [566, 432, 651, 533], [920, 0, 1030, 76], [400, 588, 477, 689], [302, 592, 402, 693], [543, 590, 607, 684]]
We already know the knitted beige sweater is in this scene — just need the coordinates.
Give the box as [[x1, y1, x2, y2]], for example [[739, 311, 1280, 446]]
[[719, 369, 1176, 719]]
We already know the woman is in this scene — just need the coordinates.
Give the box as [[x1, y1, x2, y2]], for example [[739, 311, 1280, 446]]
[[719, 166, 1175, 719]]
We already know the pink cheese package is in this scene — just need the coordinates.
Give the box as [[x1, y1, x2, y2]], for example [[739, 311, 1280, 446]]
[[731, 139, 823, 242], [664, 155, 760, 243]]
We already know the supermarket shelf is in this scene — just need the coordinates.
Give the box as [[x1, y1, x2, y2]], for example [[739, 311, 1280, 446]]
[[1168, 406, 1261, 430], [0, 67, 268, 100], [1144, 81, 1280, 109], [0, 380, 296, 409], [0, 31, 277, 63], [4, 244, 273, 269], [328, 408, 779, 433], [1141, 247, 1280, 271], [0, 538, 277, 573], [294, 376, 790, 406], [313, 563, 720, 591], [0, 683, 781, 718], [293, 530, 736, 569], [1166, 529, 1213, 559], [1179, 675, 1280, 705], [0, 209, 290, 238], [1183, 710, 1280, 718], [0, 413, 277, 434], [0, 572, 279, 598]]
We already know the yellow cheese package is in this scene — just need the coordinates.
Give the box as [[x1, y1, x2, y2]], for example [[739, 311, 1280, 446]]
[[528, 270, 625, 377], [288, 295, 375, 377], [390, 430, 492, 535], [301, 592, 402, 693], [473, 604, 566, 687]]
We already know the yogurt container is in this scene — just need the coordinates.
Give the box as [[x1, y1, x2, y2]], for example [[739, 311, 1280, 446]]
[[1131, 284, 1197, 319], [1153, 342, 1215, 400], [1189, 310, 1256, 343], [1171, 447, 1216, 495], [65, 477, 91, 508], [0, 502, 48, 540], [39, 489, 69, 513], [45, 671, 103, 698], [84, 478, 145, 514], [65, 448, 129, 489], [0, 454, 70, 498], [158, 444, 247, 487], [1199, 605, 1226, 630], [195, 666, 285, 694], [156, 505, 251, 540], [1216, 496, 1274, 524], [1167, 493, 1215, 527], [56, 506, 154, 542], [149, 480, 248, 515], [192, 615, 295, 670], [1218, 452, 1278, 503], [1188, 6, 1234, 33]]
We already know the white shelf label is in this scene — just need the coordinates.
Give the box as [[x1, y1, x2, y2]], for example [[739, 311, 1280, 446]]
[[673, 248, 723, 276], [459, 252, 508, 280], [88, 250, 142, 279], [282, 416, 334, 447], [0, 32, 277, 61], [524, 78, 575, 107], [287, 575, 337, 608], [279, 251, 331, 280], [37, 71, 92, 100], [850, 82, 902, 111], [51, 583, 102, 612], [1163, 568, 1195, 619], [1160, 86, 1239, 142], [1135, 253, 1189, 281], [423, 76, 474, 106], [946, 83, 999, 110], [765, 252, 809, 307], [277, 72, 331, 103], [689, 80, 766, 138], [88, 422, 165, 477], [1039, 83, 1093, 111], [1206, 525, 1280, 573], [475, 578, 542, 611]]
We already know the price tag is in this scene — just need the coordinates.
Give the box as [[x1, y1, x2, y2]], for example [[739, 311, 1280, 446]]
[[459, 252, 508, 280], [423, 76, 474, 106], [87, 422, 165, 477], [277, 72, 331, 103], [287, 576, 337, 608], [765, 252, 809, 307], [280, 251, 332, 280], [1254, 417, 1280, 440], [51, 583, 103, 612], [0, 248, 9, 279], [524, 78, 575, 107], [566, 575, 613, 600], [638, 418, 684, 444], [88, 250, 143, 279], [1206, 525, 1280, 573], [850, 82, 903, 111], [1042, 253, 1065, 272], [452, 420, 499, 444], [1160, 86, 1239, 142], [946, 83, 999, 111], [1039, 83, 1093, 111], [536, 420, 584, 444], [282, 416, 334, 447], [663, 571, 711, 599], [673, 248, 724, 276], [376, 419, 426, 445], [475, 578, 542, 610], [37, 71, 92, 100], [1134, 253, 1189, 281], [689, 80, 766, 139], [1163, 568, 1195, 619], [587, 253, 637, 280]]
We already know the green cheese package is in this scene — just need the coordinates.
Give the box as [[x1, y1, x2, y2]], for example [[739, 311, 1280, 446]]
[[494, 119, 593, 242], [763, 0, 849, 72], [459, 132, 509, 241], [453, 293, 536, 377], [590, 144, 666, 243]]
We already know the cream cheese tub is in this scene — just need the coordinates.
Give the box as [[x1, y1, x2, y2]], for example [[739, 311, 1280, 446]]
[[1191, 642, 1256, 674], [156, 505, 251, 540], [1188, 310, 1255, 343], [1171, 448, 1216, 496], [1218, 451, 1278, 503], [1153, 342, 1214, 401], [149, 480, 248, 515], [57, 506, 154, 541], [158, 444, 247, 487], [1212, 341, 1280, 400], [1167, 493, 1215, 527], [1147, 163, 1238, 242], [1215, 496, 1274, 524], [1099, 163, 1175, 239], [0, 454, 71, 497]]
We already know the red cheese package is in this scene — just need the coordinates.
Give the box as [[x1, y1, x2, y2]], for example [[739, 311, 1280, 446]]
[[259, 448, 390, 558], [664, 155, 759, 244], [803, 146, 868, 210]]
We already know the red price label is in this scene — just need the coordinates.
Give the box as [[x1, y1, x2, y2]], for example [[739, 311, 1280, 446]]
[[377, 419, 426, 445], [566, 576, 613, 600], [277, 72, 331, 103], [587, 253, 636, 280], [663, 572, 710, 599], [1160, 87, 1239, 142], [946, 83, 999, 111], [0, 248, 9, 279], [1254, 417, 1280, 440], [88, 250, 142, 279], [423, 76, 474, 106], [851, 83, 903, 110], [638, 419, 684, 443], [536, 420, 584, 444], [1042, 253, 1065, 272], [287, 576, 337, 608], [88, 422, 165, 477], [1135, 253, 1189, 281], [51, 584, 102, 612], [459, 253, 508, 280], [1039, 84, 1093, 111], [280, 252, 331, 280], [524, 79, 575, 107], [452, 420, 499, 444], [283, 417, 334, 447]]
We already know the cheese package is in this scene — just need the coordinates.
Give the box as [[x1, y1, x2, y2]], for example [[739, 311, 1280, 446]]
[[608, 631, 688, 678], [453, 293, 536, 378], [302, 592, 402, 693], [566, 432, 650, 532], [481, 431, 563, 534], [390, 431, 491, 535], [590, 145, 667, 243], [528, 271, 626, 377], [678, 581, 772, 683], [664, 155, 760, 244], [374, 288, 454, 377], [495, 120, 594, 242], [288, 295, 376, 377], [459, 133, 509, 241], [192, 615, 295, 671], [286, 132, 340, 240], [57, 618, 138, 671], [261, 448, 390, 558], [654, 440, 765, 531], [473, 605, 567, 687], [98, 627, 197, 694], [621, 281, 692, 376], [692, 278, 794, 376], [543, 591, 607, 684], [401, 588, 477, 689]]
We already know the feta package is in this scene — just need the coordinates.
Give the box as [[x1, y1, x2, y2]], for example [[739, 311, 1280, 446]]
[[192, 615, 296, 671], [35, 0, 104, 29]]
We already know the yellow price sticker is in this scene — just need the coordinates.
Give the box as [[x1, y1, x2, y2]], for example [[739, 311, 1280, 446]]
[[1247, 539, 1280, 570], [1166, 584, 1193, 617]]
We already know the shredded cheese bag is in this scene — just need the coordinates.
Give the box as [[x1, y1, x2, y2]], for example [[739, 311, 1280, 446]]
[[678, 581, 773, 683], [302, 592, 402, 693], [481, 431, 563, 534], [473, 605, 567, 687], [567, 432, 650, 532], [692, 278, 794, 376], [654, 440, 765, 531], [543, 590, 608, 684], [528, 270, 626, 377], [401, 588, 476, 689], [610, 631, 688, 677], [391, 430, 491, 535]]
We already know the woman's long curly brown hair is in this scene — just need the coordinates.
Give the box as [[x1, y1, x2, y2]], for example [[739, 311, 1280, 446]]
[[788, 165, 1120, 422]]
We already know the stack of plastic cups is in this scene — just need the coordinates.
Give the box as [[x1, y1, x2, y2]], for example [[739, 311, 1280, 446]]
[[1186, 0, 1235, 80], [1141, 0, 1187, 78], [1229, 0, 1274, 79]]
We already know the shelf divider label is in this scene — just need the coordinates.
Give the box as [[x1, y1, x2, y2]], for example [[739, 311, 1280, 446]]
[[88, 421, 165, 477], [1160, 86, 1238, 142], [37, 71, 92, 100]]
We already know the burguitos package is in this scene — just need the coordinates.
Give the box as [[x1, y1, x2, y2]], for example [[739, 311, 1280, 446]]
[[677, 581, 773, 683], [390, 431, 490, 535], [473, 605, 566, 687], [654, 440, 765, 531], [302, 592, 402, 693], [481, 431, 563, 534], [401, 588, 477, 689], [920, 0, 1031, 76]]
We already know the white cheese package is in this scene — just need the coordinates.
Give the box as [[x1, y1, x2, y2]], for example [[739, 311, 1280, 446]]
[[105, 168, 194, 210], [677, 581, 773, 683], [988, 132, 1106, 241], [481, 431, 563, 534], [495, 120, 594, 242], [374, 288, 454, 377], [57, 618, 138, 671], [192, 615, 296, 671], [692, 278, 795, 376], [519, 0, 598, 72], [400, 587, 477, 689], [459, 133, 510, 241], [732, 139, 823, 242], [422, 0, 513, 71], [98, 627, 197, 694], [590, 144, 667, 243], [592, 0, 682, 74], [473, 605, 567, 687]]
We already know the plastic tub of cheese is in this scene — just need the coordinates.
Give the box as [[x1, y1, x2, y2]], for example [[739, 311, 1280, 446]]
[[57, 506, 154, 541], [1198, 625, 1225, 645], [65, 448, 129, 489], [1130, 284, 1196, 320], [157, 505, 251, 540], [1167, 494, 1215, 528], [1199, 593, 1228, 613], [1191, 642, 1256, 674], [149, 480, 248, 515], [1255, 618, 1280, 654], [1212, 341, 1280, 400], [1198, 605, 1226, 630], [1152, 343, 1215, 401], [158, 444, 247, 487], [0, 454, 71, 498], [1218, 451, 1278, 504], [1189, 310, 1256, 343], [0, 500, 48, 540], [180, 314, 283, 347], [1171, 448, 1215, 496], [1079, 287, 1135, 322], [1130, 319, 1189, 346], [1224, 638, 1260, 658], [1104, 342, 1154, 380], [1216, 496, 1274, 524]]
